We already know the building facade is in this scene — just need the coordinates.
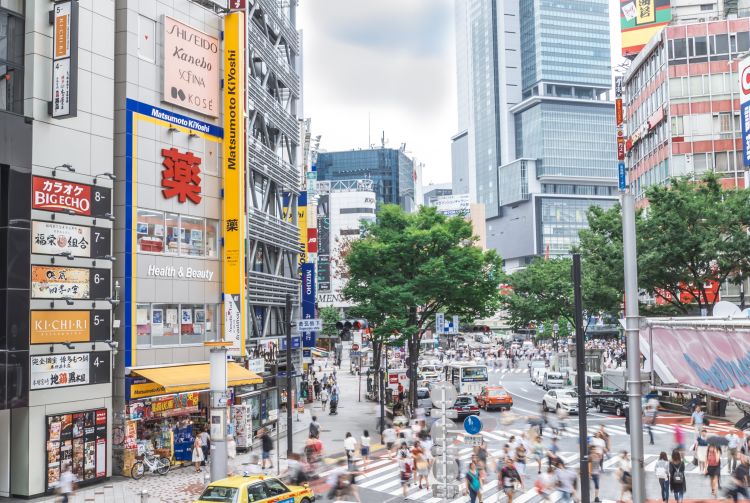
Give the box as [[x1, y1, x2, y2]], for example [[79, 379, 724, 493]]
[[316, 148, 416, 211], [0, 0, 116, 496], [454, 0, 618, 270], [422, 183, 453, 207], [623, 17, 750, 199], [315, 180, 376, 313]]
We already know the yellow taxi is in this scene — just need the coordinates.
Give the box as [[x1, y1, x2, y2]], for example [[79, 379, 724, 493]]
[[195, 474, 315, 503]]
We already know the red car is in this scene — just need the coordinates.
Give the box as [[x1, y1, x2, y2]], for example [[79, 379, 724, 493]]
[[476, 386, 514, 411]]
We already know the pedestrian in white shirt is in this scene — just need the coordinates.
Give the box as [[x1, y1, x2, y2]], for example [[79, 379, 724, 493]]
[[360, 430, 371, 469], [383, 426, 397, 458], [728, 431, 741, 472], [344, 432, 358, 470]]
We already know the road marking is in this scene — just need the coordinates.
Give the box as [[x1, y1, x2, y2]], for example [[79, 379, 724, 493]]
[[520, 387, 528, 393]]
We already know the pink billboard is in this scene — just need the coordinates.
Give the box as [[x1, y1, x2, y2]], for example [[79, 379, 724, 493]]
[[162, 16, 219, 117], [642, 325, 750, 403]]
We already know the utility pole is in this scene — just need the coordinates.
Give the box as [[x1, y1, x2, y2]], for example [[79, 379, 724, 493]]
[[623, 191, 645, 501], [285, 293, 294, 457], [572, 254, 590, 503], [207, 341, 230, 482]]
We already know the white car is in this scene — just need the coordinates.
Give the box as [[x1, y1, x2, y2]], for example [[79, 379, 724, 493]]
[[532, 367, 546, 385], [542, 388, 580, 414]]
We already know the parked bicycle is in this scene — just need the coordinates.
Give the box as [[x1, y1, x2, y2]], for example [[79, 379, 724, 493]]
[[131, 452, 171, 479]]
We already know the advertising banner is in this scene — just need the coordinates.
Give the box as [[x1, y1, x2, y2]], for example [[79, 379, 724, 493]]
[[740, 55, 750, 166], [31, 351, 110, 390], [641, 326, 750, 404], [31, 310, 110, 344], [222, 12, 246, 355], [50, 0, 78, 118], [45, 409, 107, 492], [301, 263, 316, 347], [31, 266, 110, 300], [317, 194, 331, 291], [162, 16, 219, 117], [32, 176, 111, 218], [307, 228, 318, 254], [32, 221, 111, 258], [620, 0, 671, 57]]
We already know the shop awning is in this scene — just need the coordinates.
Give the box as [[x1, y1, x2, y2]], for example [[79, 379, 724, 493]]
[[131, 363, 262, 394]]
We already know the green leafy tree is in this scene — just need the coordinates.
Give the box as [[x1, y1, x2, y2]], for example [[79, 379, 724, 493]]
[[343, 205, 504, 409], [318, 306, 341, 340], [579, 173, 750, 314], [501, 257, 621, 332]]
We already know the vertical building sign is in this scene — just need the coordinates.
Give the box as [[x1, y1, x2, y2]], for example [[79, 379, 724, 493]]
[[50, 0, 78, 118], [317, 194, 331, 291], [222, 12, 246, 356], [298, 191, 308, 271], [301, 263, 316, 347], [740, 55, 750, 167], [615, 76, 627, 191]]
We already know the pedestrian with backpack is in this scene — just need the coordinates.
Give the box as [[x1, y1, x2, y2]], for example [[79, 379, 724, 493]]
[[669, 449, 687, 502], [399, 449, 413, 498]]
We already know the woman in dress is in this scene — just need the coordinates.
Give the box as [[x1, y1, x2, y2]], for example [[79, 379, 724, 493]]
[[705, 444, 721, 497], [192, 435, 204, 472]]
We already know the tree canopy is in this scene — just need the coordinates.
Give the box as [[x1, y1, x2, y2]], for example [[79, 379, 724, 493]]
[[343, 204, 504, 406], [579, 173, 750, 314]]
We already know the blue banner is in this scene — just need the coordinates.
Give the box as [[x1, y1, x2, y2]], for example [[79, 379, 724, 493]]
[[281, 336, 301, 350], [742, 101, 750, 167], [618, 162, 626, 191], [301, 263, 316, 347]]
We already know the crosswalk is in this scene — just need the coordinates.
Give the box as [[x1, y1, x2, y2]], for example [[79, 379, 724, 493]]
[[490, 368, 528, 374], [323, 447, 731, 503]]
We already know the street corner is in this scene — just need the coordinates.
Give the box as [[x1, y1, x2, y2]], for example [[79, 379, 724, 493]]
[[122, 467, 207, 503]]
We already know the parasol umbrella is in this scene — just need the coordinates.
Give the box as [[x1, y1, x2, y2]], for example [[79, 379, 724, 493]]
[[707, 435, 730, 447]]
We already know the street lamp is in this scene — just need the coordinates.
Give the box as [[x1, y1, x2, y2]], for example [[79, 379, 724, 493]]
[[379, 334, 398, 441], [553, 322, 559, 351]]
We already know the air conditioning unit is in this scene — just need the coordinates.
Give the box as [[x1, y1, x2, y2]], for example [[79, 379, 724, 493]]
[[698, 17, 707, 22]]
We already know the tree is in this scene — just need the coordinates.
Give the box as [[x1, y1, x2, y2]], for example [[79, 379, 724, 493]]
[[579, 173, 750, 314], [343, 205, 504, 409], [318, 306, 341, 341], [501, 256, 622, 332]]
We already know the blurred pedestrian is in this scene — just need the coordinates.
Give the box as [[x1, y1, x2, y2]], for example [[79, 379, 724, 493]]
[[728, 430, 741, 472], [57, 465, 76, 503], [706, 444, 721, 497], [360, 430, 371, 470], [344, 432, 357, 470], [467, 460, 483, 503], [728, 454, 750, 502], [669, 449, 687, 502], [690, 405, 705, 441], [655, 451, 669, 503]]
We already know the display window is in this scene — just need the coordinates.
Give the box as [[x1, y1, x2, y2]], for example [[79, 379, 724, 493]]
[[136, 208, 220, 258], [136, 303, 220, 347], [45, 409, 107, 492]]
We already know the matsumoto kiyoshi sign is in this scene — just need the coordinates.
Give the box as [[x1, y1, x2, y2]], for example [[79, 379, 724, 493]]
[[163, 16, 219, 117], [147, 264, 214, 280]]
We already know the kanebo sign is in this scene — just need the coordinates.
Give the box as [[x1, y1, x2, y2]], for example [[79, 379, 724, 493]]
[[147, 264, 214, 280]]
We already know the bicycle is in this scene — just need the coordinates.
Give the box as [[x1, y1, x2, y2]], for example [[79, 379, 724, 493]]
[[130, 453, 171, 479]]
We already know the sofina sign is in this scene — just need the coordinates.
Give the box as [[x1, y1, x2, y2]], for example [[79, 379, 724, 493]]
[[162, 16, 219, 117]]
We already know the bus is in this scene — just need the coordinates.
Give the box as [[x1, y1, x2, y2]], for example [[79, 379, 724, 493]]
[[446, 363, 489, 396]]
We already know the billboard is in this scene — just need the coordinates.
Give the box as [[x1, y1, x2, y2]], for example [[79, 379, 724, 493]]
[[222, 12, 246, 356], [620, 0, 671, 57], [32, 176, 111, 218], [31, 351, 110, 390], [301, 263, 316, 348], [162, 16, 219, 117], [740, 55, 750, 166], [31, 266, 111, 300], [31, 310, 110, 344], [317, 194, 331, 291], [45, 409, 107, 491], [32, 221, 111, 258]]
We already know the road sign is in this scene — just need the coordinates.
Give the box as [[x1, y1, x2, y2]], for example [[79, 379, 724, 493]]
[[465, 434, 483, 446], [463, 415, 482, 435], [618, 162, 627, 191], [436, 313, 445, 334], [297, 319, 322, 331], [452, 315, 459, 333], [349, 351, 362, 357], [432, 461, 458, 480], [430, 381, 457, 408], [351, 343, 359, 351]]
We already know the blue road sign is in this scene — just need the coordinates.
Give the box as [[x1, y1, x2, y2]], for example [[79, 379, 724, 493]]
[[618, 162, 626, 191], [463, 415, 482, 435]]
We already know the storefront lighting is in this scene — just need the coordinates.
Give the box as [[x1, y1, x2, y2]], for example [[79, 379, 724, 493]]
[[50, 251, 74, 264], [93, 172, 116, 184], [52, 164, 75, 177], [188, 130, 199, 139], [168, 126, 178, 133], [63, 297, 75, 306]]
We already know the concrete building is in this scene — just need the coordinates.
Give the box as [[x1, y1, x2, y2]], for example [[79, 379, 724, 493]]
[[453, 0, 618, 270], [316, 148, 416, 212], [0, 0, 116, 496], [422, 183, 453, 207], [315, 180, 376, 313]]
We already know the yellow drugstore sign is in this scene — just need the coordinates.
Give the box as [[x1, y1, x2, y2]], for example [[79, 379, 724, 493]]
[[222, 12, 246, 356]]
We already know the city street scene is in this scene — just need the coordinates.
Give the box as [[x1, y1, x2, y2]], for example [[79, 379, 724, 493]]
[[5, 0, 750, 502]]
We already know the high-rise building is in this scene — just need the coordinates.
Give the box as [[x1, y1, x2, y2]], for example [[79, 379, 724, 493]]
[[316, 148, 416, 212], [423, 183, 453, 207], [453, 0, 618, 270]]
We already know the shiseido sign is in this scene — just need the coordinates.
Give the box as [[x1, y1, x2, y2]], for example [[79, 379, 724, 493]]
[[163, 16, 219, 117]]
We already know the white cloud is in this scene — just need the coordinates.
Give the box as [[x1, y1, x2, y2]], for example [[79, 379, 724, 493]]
[[298, 0, 457, 185]]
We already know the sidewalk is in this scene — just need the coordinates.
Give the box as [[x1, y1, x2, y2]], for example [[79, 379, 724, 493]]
[[1, 365, 372, 503]]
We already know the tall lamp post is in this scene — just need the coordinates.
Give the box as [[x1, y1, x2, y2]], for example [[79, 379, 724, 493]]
[[379, 334, 398, 441]]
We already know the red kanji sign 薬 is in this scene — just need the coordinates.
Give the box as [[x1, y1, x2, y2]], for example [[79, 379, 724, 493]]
[[161, 147, 202, 204]]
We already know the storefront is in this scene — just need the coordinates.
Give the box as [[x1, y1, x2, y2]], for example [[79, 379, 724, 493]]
[[119, 362, 261, 474]]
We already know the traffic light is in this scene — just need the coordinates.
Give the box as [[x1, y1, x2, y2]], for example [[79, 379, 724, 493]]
[[335, 319, 368, 330]]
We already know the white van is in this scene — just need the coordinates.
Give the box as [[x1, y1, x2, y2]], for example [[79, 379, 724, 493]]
[[532, 366, 546, 385], [543, 371, 565, 390]]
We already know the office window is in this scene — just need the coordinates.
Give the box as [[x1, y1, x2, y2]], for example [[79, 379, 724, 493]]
[[671, 116, 684, 136], [180, 304, 204, 344], [0, 8, 24, 114], [135, 303, 152, 346], [151, 304, 180, 345], [137, 303, 220, 347]]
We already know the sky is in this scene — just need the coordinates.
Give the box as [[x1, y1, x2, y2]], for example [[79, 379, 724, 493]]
[[297, 0, 624, 186]]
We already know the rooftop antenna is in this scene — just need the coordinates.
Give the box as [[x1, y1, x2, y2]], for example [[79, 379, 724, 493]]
[[381, 130, 385, 149], [368, 112, 371, 149]]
